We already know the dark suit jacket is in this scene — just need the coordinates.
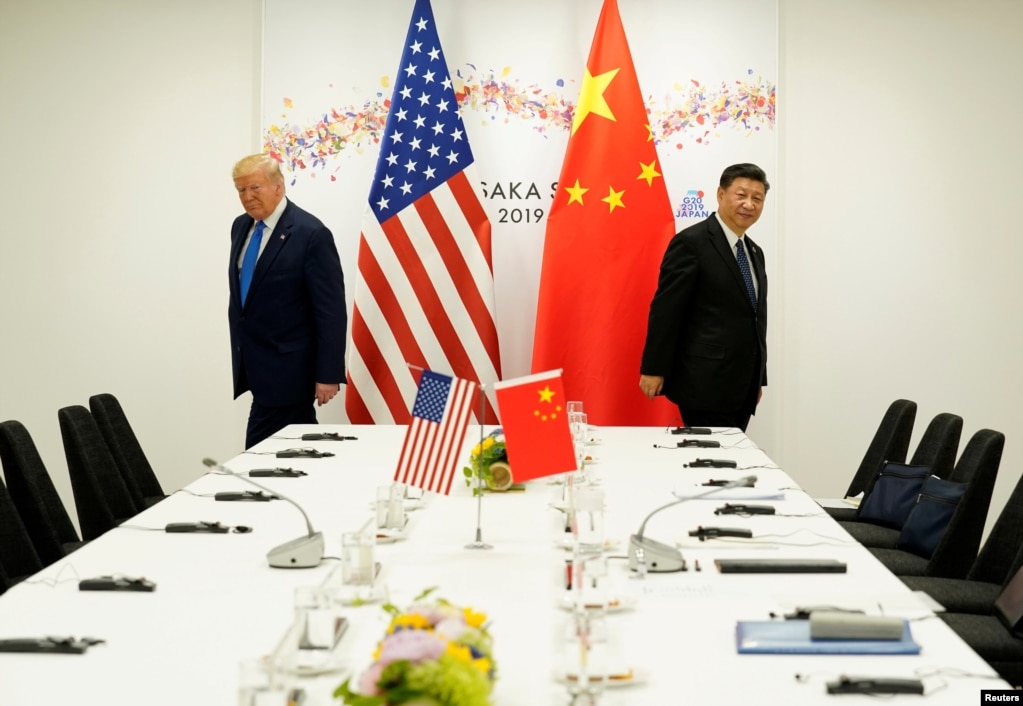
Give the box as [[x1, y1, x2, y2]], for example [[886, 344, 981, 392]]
[[228, 199, 347, 407], [640, 214, 767, 415]]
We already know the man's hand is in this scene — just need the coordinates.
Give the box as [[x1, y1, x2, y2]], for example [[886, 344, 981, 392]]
[[315, 382, 340, 407], [639, 375, 664, 400]]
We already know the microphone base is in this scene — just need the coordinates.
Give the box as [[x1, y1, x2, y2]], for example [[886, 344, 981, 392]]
[[267, 532, 324, 569], [629, 534, 686, 573]]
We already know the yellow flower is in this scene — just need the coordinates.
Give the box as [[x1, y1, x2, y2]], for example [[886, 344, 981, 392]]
[[473, 656, 493, 675], [446, 642, 473, 663], [462, 607, 487, 628], [388, 612, 431, 633]]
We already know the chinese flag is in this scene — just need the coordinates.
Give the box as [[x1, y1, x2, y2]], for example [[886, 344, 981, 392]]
[[532, 0, 677, 426], [493, 370, 577, 483]]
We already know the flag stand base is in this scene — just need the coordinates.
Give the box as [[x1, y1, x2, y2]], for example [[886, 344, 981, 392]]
[[465, 529, 493, 550]]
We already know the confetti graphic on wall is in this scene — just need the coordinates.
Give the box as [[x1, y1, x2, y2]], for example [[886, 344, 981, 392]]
[[263, 67, 775, 178]]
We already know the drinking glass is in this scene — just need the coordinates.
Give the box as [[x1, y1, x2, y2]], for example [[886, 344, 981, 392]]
[[387, 483, 406, 530], [562, 606, 608, 702], [276, 585, 348, 675], [340, 530, 376, 586], [570, 412, 589, 482], [572, 487, 606, 555], [375, 485, 391, 529], [237, 657, 297, 706]]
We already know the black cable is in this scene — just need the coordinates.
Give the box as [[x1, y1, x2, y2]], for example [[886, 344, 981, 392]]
[[693, 527, 857, 547]]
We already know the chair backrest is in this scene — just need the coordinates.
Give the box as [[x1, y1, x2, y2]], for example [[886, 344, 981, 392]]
[[908, 412, 963, 480], [844, 399, 917, 498], [89, 393, 164, 508], [967, 468, 1023, 585], [0, 559, 10, 596], [58, 405, 139, 542], [0, 473, 44, 588], [994, 555, 1023, 634], [0, 420, 81, 566], [924, 428, 1005, 579]]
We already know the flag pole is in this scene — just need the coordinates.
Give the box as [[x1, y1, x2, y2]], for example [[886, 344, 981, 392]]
[[465, 382, 493, 550]]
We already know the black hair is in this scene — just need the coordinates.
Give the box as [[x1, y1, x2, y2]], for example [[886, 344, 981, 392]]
[[720, 163, 770, 193]]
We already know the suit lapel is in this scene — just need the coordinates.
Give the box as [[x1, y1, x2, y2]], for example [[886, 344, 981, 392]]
[[247, 201, 294, 300], [744, 235, 767, 314], [708, 218, 751, 302]]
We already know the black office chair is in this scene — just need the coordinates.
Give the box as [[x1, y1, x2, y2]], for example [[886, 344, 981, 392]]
[[838, 412, 963, 548], [825, 399, 917, 522], [0, 472, 44, 594], [0, 560, 10, 595], [940, 612, 1023, 686], [900, 468, 1023, 614], [0, 420, 84, 566], [869, 428, 1004, 579], [58, 405, 139, 542], [938, 561, 1023, 687], [89, 393, 166, 509]]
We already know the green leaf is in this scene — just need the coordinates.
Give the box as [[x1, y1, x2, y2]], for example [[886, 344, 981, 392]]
[[413, 586, 438, 602], [333, 679, 386, 706]]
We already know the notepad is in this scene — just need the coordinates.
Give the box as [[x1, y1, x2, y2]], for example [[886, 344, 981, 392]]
[[735, 619, 920, 654], [715, 558, 847, 573]]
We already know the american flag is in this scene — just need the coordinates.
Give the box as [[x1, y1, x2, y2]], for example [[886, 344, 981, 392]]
[[394, 370, 476, 495], [346, 0, 501, 424]]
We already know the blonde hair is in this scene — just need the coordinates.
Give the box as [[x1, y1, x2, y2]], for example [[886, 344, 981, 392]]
[[232, 154, 284, 185]]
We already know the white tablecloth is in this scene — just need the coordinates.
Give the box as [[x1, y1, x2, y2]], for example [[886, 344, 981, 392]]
[[0, 425, 1007, 704]]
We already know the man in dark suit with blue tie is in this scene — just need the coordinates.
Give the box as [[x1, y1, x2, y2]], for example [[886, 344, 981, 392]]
[[229, 154, 347, 448], [639, 163, 769, 432]]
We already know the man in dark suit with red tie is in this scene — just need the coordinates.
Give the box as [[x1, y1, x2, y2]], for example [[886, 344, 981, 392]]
[[228, 154, 347, 448], [639, 163, 770, 432]]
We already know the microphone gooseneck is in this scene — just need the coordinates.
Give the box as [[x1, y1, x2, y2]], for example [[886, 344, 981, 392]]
[[635, 475, 757, 540], [202, 457, 315, 538], [202, 457, 323, 569], [629, 474, 758, 575]]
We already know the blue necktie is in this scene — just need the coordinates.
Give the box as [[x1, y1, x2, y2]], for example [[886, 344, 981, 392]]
[[239, 220, 265, 305], [735, 239, 757, 310]]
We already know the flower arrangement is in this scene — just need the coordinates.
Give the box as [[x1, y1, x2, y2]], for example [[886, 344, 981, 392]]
[[335, 588, 496, 706], [462, 429, 513, 492]]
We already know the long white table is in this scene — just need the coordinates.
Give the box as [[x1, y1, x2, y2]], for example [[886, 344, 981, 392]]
[[0, 425, 1008, 704]]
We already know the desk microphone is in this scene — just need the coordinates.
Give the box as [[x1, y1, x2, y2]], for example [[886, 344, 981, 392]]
[[202, 458, 323, 569], [629, 475, 757, 576]]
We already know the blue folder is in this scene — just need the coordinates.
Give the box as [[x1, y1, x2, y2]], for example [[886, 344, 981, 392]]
[[736, 620, 920, 655]]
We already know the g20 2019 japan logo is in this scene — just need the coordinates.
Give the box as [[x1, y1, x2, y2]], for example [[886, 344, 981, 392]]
[[675, 189, 710, 220]]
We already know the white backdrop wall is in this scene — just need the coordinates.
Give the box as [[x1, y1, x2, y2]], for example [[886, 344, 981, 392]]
[[0, 0, 261, 518], [261, 0, 777, 424], [1, 0, 1020, 539], [777, 0, 1023, 513]]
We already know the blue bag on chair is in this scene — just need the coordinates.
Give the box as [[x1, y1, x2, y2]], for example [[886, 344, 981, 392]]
[[896, 476, 966, 558], [856, 462, 931, 529]]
